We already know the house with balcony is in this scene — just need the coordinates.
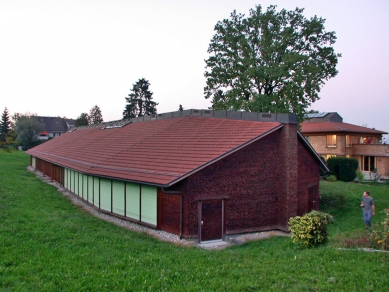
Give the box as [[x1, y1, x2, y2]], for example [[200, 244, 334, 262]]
[[301, 112, 389, 179], [37, 116, 75, 140]]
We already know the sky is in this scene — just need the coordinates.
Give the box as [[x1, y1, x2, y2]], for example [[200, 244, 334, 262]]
[[1, 0, 388, 139]]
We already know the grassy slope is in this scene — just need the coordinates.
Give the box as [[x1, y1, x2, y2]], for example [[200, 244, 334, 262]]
[[0, 151, 388, 291]]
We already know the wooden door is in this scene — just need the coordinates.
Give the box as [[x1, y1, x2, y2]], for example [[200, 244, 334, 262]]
[[200, 199, 223, 242]]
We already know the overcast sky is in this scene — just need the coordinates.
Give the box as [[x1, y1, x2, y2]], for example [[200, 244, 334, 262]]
[[1, 0, 388, 138]]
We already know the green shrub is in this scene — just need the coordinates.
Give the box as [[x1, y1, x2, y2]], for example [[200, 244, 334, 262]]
[[356, 170, 365, 181], [373, 208, 389, 250], [288, 210, 333, 247], [327, 157, 339, 176], [327, 157, 358, 182], [326, 175, 337, 182], [339, 158, 358, 181], [336, 230, 379, 249], [3, 146, 16, 153], [320, 192, 347, 210]]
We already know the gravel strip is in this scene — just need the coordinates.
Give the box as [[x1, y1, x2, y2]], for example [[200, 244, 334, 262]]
[[29, 167, 290, 249]]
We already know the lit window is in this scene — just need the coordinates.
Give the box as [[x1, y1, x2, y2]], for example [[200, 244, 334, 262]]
[[326, 135, 336, 147], [346, 135, 351, 147], [326, 154, 337, 160]]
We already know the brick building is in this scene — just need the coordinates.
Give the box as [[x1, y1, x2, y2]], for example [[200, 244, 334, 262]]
[[27, 110, 326, 243], [301, 112, 389, 179]]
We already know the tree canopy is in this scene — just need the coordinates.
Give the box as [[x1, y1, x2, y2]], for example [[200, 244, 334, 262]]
[[89, 105, 103, 124], [75, 113, 90, 127], [204, 5, 340, 122], [0, 107, 11, 142], [15, 113, 45, 149], [123, 78, 158, 119]]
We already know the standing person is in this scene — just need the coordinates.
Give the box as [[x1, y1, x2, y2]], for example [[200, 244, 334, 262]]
[[361, 191, 376, 229]]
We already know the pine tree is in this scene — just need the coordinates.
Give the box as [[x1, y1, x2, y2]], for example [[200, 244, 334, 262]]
[[123, 78, 158, 119], [0, 107, 11, 142]]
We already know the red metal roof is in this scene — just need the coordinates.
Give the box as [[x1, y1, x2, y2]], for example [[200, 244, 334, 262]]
[[27, 116, 282, 186], [300, 121, 387, 135]]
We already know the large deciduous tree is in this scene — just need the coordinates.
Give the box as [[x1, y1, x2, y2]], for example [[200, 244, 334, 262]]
[[75, 113, 90, 127], [89, 105, 103, 124], [0, 107, 11, 142], [15, 113, 45, 149], [123, 78, 158, 119], [204, 5, 340, 122]]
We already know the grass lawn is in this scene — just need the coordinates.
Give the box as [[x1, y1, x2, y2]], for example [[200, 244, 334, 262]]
[[1, 151, 389, 291]]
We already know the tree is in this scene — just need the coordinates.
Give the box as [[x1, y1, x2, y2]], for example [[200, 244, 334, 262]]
[[178, 104, 184, 111], [75, 113, 89, 127], [15, 113, 45, 149], [123, 78, 158, 119], [0, 107, 11, 142], [204, 5, 340, 122], [89, 105, 103, 124]]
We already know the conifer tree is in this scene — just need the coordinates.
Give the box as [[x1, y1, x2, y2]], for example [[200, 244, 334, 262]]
[[123, 78, 158, 119], [0, 107, 11, 142]]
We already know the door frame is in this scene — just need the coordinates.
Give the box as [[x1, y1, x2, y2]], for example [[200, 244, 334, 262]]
[[197, 199, 225, 243]]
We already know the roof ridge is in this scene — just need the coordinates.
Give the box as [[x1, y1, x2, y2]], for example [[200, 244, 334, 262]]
[[92, 117, 187, 169], [332, 121, 346, 131]]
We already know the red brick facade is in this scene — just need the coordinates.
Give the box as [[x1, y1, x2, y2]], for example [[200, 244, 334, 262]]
[[161, 124, 320, 239], [29, 110, 324, 242]]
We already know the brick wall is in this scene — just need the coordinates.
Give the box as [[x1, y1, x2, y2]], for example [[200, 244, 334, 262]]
[[176, 125, 317, 238], [297, 143, 320, 215]]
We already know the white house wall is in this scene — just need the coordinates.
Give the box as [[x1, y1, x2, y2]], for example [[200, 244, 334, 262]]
[[63, 168, 157, 227]]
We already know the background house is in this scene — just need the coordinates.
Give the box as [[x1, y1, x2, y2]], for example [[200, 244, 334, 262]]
[[301, 112, 389, 179], [27, 109, 326, 243], [36, 116, 75, 140]]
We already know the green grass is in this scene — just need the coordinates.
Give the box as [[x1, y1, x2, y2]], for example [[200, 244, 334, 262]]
[[1, 151, 389, 291]]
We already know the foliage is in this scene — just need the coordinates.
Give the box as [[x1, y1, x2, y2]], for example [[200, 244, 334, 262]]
[[204, 5, 340, 122], [75, 112, 89, 127], [14, 114, 45, 149], [1, 153, 389, 291], [123, 78, 158, 119], [89, 105, 103, 124], [336, 230, 379, 250], [327, 157, 358, 182], [320, 192, 348, 210], [356, 170, 365, 181], [0, 107, 11, 142], [2, 145, 16, 153], [288, 210, 333, 247], [326, 174, 337, 182], [373, 208, 389, 250]]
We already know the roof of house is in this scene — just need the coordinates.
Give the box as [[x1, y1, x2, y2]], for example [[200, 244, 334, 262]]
[[304, 112, 343, 122], [37, 116, 75, 133], [300, 121, 388, 135], [29, 110, 295, 187]]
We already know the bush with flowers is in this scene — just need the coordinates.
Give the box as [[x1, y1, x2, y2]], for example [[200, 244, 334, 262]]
[[288, 210, 333, 247], [373, 207, 389, 250]]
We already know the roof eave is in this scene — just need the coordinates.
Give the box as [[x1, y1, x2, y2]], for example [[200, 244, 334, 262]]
[[297, 131, 329, 173]]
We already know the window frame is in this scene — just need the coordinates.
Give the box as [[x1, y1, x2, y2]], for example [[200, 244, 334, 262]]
[[326, 135, 337, 147]]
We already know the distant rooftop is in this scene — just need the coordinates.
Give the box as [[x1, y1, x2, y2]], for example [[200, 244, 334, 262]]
[[304, 112, 343, 123]]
